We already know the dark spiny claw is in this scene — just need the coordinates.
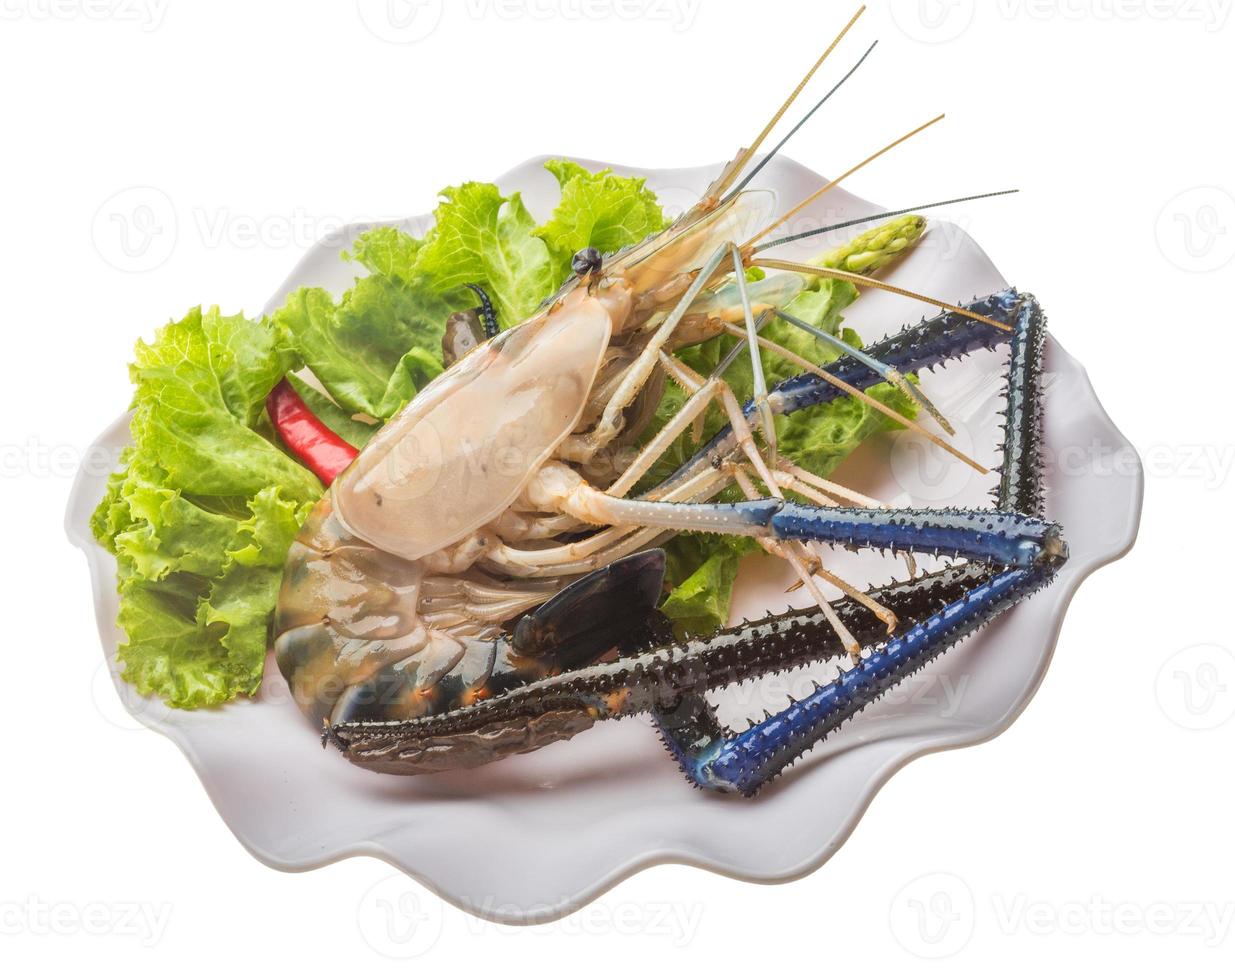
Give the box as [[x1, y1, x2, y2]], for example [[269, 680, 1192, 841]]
[[330, 564, 989, 775], [465, 282, 500, 338], [512, 549, 666, 672]]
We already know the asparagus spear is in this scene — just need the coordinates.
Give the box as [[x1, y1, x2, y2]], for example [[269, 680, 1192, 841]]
[[786, 214, 952, 433], [822, 213, 927, 275]]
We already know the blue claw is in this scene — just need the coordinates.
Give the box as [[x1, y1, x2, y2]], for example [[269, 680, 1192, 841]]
[[701, 565, 1047, 795], [768, 504, 1056, 568], [652, 288, 1061, 795]]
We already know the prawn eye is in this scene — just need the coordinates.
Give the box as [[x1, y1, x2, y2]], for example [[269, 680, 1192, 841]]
[[571, 246, 603, 278]]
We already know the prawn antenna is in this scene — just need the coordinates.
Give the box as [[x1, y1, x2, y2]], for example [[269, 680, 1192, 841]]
[[724, 40, 880, 204], [716, 5, 867, 200], [752, 256, 1014, 333], [742, 114, 947, 250], [754, 189, 1021, 252]]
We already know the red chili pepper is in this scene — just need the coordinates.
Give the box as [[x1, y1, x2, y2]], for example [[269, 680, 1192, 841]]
[[266, 379, 358, 484]]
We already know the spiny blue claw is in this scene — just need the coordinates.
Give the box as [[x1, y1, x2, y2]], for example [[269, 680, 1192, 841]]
[[772, 288, 1025, 418], [702, 564, 1047, 795], [653, 289, 1060, 796], [644, 496, 1058, 569], [768, 504, 1057, 568]]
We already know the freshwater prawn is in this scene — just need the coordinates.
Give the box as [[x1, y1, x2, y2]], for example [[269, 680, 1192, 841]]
[[273, 6, 1066, 793]]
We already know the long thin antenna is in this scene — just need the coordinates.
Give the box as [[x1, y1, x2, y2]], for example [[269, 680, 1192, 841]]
[[724, 40, 879, 203], [731, 243, 778, 464], [755, 189, 1021, 252], [720, 6, 867, 198], [741, 114, 946, 249], [753, 257, 1013, 333]]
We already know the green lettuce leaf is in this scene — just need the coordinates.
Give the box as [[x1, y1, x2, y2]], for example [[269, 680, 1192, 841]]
[[100, 477, 313, 709], [274, 278, 449, 421], [780, 277, 859, 336], [115, 575, 246, 709], [534, 160, 669, 284], [411, 181, 557, 327], [93, 307, 320, 708], [659, 534, 759, 638], [372, 160, 669, 330], [128, 307, 319, 502], [344, 224, 424, 281]]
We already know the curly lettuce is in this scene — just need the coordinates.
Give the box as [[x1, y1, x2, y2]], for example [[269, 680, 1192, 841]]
[[533, 160, 668, 281], [91, 307, 319, 707]]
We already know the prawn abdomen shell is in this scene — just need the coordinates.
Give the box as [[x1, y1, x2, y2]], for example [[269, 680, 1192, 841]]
[[334, 288, 617, 561]]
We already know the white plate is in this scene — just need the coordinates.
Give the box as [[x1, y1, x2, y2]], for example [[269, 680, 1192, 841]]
[[65, 155, 1143, 925]]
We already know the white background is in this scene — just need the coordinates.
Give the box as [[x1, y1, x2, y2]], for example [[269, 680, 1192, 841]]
[[3, 0, 1233, 974]]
